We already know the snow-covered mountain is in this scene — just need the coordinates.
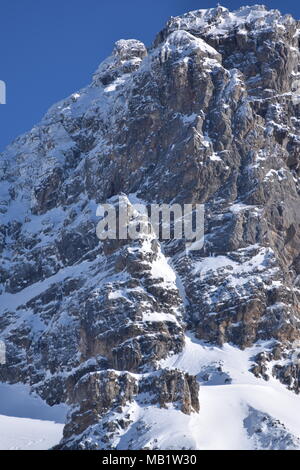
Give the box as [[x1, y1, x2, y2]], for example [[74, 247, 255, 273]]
[[0, 4, 300, 449]]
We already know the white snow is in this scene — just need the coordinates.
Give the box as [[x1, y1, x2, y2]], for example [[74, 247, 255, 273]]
[[191, 247, 274, 289], [0, 415, 64, 450], [209, 153, 222, 162], [104, 333, 300, 450], [229, 202, 261, 214], [0, 258, 97, 317], [162, 30, 220, 57], [154, 334, 300, 450], [0, 382, 67, 450], [151, 252, 177, 285], [169, 5, 290, 39]]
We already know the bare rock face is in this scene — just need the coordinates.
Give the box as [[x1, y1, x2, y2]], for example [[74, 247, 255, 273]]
[[141, 369, 200, 415], [1, 4, 300, 449], [59, 368, 199, 449]]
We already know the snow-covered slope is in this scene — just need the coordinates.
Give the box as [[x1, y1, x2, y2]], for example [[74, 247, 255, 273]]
[[0, 415, 64, 450], [160, 335, 300, 450], [79, 334, 300, 450], [0, 383, 67, 450]]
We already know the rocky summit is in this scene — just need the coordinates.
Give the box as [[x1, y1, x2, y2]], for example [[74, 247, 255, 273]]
[[1, 4, 300, 450]]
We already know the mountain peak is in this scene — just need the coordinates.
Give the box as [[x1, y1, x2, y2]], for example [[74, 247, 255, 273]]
[[155, 4, 295, 46]]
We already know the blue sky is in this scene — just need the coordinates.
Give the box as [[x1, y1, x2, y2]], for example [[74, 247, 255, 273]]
[[1, 0, 299, 151]]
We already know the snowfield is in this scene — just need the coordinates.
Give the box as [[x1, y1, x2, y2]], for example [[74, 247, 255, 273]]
[[0, 415, 64, 450], [156, 335, 300, 450], [0, 383, 67, 450], [112, 334, 300, 450]]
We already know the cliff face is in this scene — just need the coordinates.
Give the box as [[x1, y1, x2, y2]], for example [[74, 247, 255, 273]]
[[1, 5, 300, 449]]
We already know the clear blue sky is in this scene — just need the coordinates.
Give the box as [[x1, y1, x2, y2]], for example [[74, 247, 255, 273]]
[[1, 0, 299, 152]]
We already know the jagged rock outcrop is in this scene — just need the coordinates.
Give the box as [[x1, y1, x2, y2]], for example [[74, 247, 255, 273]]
[[1, 4, 300, 449], [244, 407, 300, 450], [58, 368, 199, 449]]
